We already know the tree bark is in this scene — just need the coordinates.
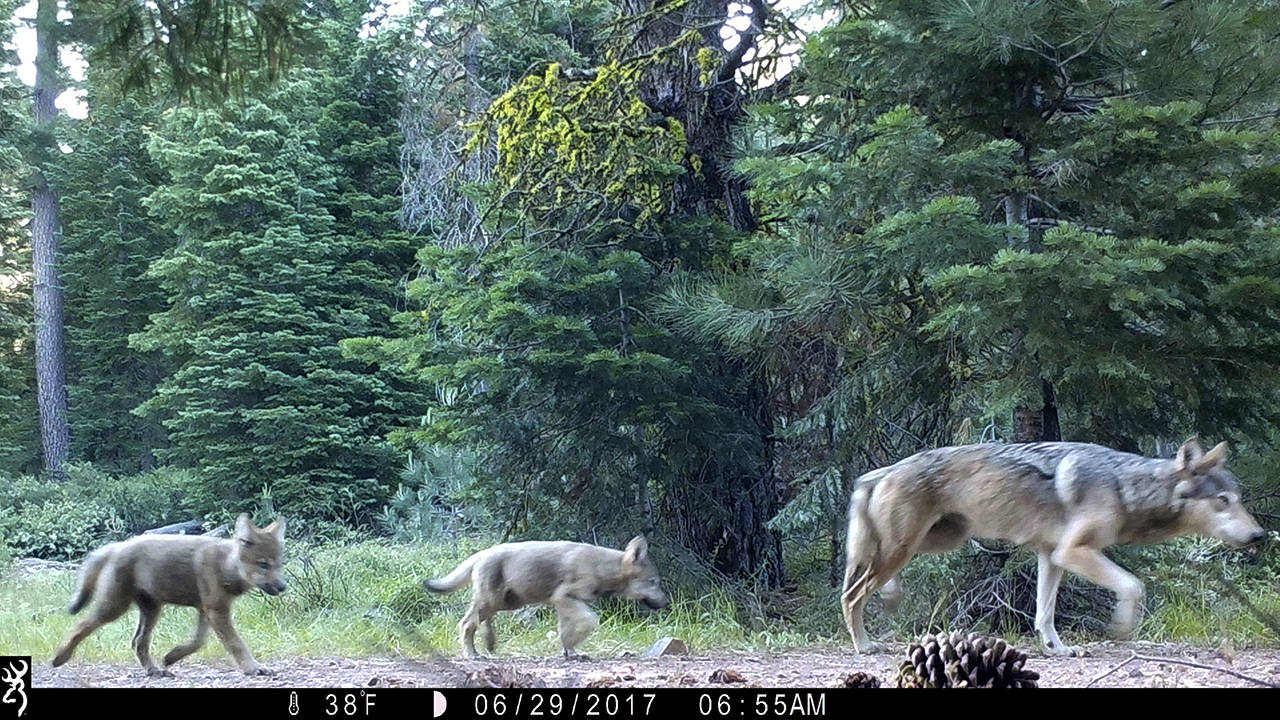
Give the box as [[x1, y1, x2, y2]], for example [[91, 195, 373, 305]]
[[622, 0, 758, 232], [623, 0, 781, 585], [32, 0, 70, 476]]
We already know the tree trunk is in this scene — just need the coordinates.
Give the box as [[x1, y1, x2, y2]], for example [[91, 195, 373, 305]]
[[623, 0, 781, 585], [32, 0, 70, 476], [1006, 140, 1059, 443], [622, 0, 758, 232], [1014, 378, 1061, 443]]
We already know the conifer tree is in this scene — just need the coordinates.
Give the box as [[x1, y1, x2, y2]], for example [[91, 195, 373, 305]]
[[135, 71, 408, 522], [56, 94, 172, 471], [666, 0, 1280, 578], [0, 3, 38, 473]]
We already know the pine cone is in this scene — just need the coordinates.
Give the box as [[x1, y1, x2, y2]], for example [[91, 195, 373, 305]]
[[898, 631, 1040, 688], [842, 671, 881, 688], [895, 661, 926, 689]]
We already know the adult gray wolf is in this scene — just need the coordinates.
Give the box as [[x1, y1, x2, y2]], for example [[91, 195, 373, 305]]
[[426, 536, 669, 659], [842, 439, 1266, 655], [52, 514, 287, 676]]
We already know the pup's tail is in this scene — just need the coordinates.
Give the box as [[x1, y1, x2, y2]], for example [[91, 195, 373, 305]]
[[841, 474, 882, 642], [68, 547, 112, 614], [425, 552, 481, 594]]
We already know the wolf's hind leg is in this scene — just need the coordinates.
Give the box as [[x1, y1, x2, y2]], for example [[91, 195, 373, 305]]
[[457, 596, 498, 660], [481, 618, 497, 654], [879, 577, 902, 614], [52, 571, 131, 667], [163, 609, 210, 669], [132, 596, 167, 676]]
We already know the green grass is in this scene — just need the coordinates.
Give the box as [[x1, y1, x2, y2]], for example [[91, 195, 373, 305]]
[[0, 539, 762, 665], [4, 539, 1276, 667]]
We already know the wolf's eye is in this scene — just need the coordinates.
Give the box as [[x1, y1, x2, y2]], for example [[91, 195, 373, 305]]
[[1213, 494, 1230, 511], [257, 560, 271, 570]]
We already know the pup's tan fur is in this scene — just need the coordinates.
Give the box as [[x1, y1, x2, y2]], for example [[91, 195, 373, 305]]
[[842, 439, 1266, 656], [426, 536, 669, 659], [52, 514, 288, 676]]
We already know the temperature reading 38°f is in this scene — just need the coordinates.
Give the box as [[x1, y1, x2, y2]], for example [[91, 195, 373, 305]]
[[326, 690, 377, 716]]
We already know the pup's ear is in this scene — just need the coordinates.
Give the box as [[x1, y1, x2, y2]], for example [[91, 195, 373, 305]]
[[1195, 441, 1229, 472], [263, 517, 287, 542], [1176, 437, 1205, 471], [623, 536, 649, 565], [234, 513, 253, 542]]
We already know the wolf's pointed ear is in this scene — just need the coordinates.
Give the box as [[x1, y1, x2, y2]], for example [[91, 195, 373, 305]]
[[1195, 441, 1229, 472], [264, 517, 287, 542], [1176, 438, 1205, 471], [234, 513, 253, 542], [623, 536, 649, 565]]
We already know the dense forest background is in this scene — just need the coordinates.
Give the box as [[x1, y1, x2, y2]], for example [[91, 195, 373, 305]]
[[2, 0, 1279, 645]]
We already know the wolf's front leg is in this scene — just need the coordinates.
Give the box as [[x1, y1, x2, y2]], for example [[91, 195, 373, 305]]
[[206, 605, 273, 676], [553, 596, 598, 660], [1034, 552, 1083, 656], [1051, 532, 1145, 641]]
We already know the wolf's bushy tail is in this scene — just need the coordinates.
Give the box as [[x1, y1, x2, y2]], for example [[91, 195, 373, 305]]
[[841, 476, 882, 641], [67, 547, 112, 614], [425, 552, 481, 594]]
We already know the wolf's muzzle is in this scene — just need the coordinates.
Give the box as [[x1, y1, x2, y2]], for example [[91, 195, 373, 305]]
[[643, 597, 669, 610], [260, 581, 288, 596]]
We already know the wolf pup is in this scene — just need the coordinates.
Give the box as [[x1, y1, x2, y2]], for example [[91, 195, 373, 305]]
[[842, 439, 1266, 656], [52, 513, 287, 676], [426, 536, 669, 659]]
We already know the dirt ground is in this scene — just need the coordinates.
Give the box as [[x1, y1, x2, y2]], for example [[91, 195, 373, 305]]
[[33, 641, 1280, 689]]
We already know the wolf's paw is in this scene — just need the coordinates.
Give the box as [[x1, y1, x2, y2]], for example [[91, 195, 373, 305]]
[[1046, 644, 1086, 657], [563, 652, 593, 662], [244, 665, 275, 677], [852, 641, 886, 655], [145, 667, 174, 678]]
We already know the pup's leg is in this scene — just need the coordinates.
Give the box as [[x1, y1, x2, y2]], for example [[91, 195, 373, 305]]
[[52, 571, 131, 667], [481, 618, 497, 655], [1051, 523, 1144, 639], [552, 596, 598, 661], [457, 595, 494, 660], [206, 604, 271, 676], [132, 596, 167, 676], [1034, 551, 1081, 656], [163, 609, 210, 669]]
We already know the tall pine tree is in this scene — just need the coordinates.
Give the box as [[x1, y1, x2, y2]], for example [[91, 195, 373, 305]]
[[135, 66, 413, 523], [56, 92, 172, 472]]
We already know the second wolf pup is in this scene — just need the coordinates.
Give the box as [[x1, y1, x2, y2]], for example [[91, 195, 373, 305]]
[[52, 513, 287, 676], [426, 536, 669, 659]]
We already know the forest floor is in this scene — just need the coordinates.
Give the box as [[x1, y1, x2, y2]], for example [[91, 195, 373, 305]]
[[34, 641, 1280, 689]]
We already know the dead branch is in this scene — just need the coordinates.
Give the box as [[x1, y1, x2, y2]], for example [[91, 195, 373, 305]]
[[1087, 649, 1280, 688]]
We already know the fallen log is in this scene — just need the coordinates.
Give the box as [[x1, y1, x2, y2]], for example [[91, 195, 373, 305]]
[[142, 519, 205, 535]]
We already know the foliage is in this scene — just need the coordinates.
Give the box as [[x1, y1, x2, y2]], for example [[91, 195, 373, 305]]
[[55, 96, 172, 472], [665, 0, 1280, 587], [481, 57, 692, 228], [0, 463, 197, 560], [376, 445, 492, 543], [0, 0, 38, 474]]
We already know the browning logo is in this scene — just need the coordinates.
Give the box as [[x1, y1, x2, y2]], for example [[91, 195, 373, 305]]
[[0, 657, 28, 718]]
